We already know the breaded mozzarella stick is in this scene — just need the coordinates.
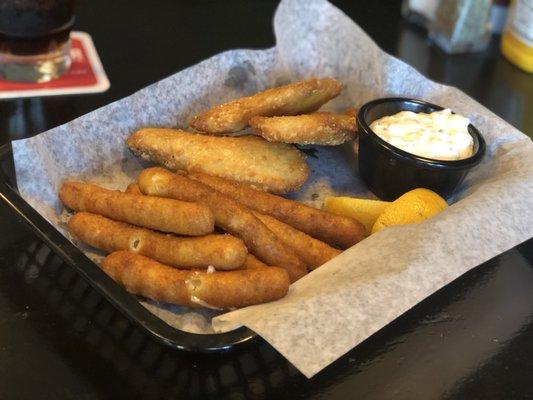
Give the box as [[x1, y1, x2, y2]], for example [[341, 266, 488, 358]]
[[253, 212, 341, 269], [68, 212, 247, 270], [244, 254, 270, 269], [125, 182, 142, 195], [138, 167, 307, 282], [188, 172, 366, 248], [59, 181, 214, 236], [101, 251, 290, 309]]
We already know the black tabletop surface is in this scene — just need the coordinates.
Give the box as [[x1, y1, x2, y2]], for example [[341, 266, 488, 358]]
[[0, 1, 532, 399]]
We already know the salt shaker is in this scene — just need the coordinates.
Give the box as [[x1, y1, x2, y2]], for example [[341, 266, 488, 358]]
[[429, 0, 492, 53]]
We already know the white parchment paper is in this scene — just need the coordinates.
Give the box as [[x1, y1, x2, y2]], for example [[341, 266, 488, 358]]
[[11, 0, 533, 378]]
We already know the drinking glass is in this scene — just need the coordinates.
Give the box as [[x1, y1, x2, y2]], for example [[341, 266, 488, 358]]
[[0, 0, 76, 83]]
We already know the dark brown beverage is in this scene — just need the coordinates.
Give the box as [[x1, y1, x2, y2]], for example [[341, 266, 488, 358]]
[[0, 0, 75, 55], [0, 0, 75, 82]]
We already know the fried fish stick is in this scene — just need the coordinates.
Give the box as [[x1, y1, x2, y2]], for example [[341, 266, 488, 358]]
[[125, 182, 142, 195], [253, 212, 341, 269], [189, 77, 342, 134], [68, 212, 247, 270], [59, 181, 214, 236], [101, 251, 290, 309], [249, 112, 357, 146], [127, 129, 308, 193], [138, 167, 307, 282], [189, 173, 366, 248]]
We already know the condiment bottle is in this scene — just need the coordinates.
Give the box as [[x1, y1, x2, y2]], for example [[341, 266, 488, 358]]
[[501, 0, 533, 73]]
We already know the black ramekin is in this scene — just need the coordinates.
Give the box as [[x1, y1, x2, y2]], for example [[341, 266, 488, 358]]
[[357, 97, 486, 201]]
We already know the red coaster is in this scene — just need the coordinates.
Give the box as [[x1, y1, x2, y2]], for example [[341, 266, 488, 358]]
[[0, 31, 110, 99]]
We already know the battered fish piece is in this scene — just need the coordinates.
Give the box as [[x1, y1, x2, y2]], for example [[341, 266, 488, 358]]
[[59, 181, 214, 236], [68, 212, 247, 270], [189, 172, 367, 249], [249, 112, 357, 146], [101, 251, 290, 309], [189, 77, 342, 134], [126, 128, 308, 193], [138, 167, 308, 282]]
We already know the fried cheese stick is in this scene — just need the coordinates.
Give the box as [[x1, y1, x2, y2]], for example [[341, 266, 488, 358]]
[[125, 182, 142, 195], [189, 173, 366, 248], [249, 112, 357, 146], [189, 78, 342, 134], [137, 167, 307, 282], [68, 212, 247, 270], [253, 212, 341, 269], [59, 181, 214, 236], [101, 251, 290, 309], [126, 129, 308, 193], [122, 182, 282, 269], [126, 180, 339, 268], [243, 254, 270, 269]]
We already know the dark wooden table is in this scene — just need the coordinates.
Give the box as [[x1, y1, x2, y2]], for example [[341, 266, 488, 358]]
[[0, 1, 531, 399]]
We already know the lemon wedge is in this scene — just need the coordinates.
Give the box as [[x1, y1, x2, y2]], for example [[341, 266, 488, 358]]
[[324, 196, 390, 234], [371, 188, 447, 234]]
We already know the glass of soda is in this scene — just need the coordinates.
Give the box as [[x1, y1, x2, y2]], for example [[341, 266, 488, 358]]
[[0, 0, 76, 83]]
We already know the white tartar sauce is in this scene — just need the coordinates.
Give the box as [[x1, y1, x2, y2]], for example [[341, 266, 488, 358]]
[[370, 109, 473, 160]]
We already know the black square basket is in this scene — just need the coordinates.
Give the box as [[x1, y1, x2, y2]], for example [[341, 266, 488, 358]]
[[0, 143, 256, 352]]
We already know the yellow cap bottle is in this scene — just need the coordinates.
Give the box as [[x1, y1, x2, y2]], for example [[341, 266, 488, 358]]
[[501, 0, 533, 73]]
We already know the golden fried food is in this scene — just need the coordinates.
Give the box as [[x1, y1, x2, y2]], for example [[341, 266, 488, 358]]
[[125, 182, 142, 195], [126, 128, 308, 193], [243, 254, 270, 269], [59, 181, 214, 236], [249, 112, 357, 145], [68, 212, 247, 270], [253, 212, 341, 269], [189, 172, 366, 248], [124, 181, 334, 268], [138, 167, 308, 282], [101, 251, 290, 309], [189, 77, 342, 134], [344, 107, 358, 117]]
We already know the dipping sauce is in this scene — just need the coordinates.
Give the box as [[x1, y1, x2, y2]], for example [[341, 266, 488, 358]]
[[369, 109, 473, 160]]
